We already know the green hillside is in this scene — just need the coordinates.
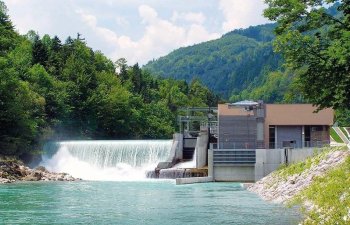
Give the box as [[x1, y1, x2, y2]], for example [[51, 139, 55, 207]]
[[144, 24, 283, 99], [0, 1, 218, 157]]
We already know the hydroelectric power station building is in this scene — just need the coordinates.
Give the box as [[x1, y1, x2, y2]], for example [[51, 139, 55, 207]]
[[159, 101, 334, 184]]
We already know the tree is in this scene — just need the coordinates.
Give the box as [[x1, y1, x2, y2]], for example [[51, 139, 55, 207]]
[[264, 0, 350, 110], [0, 1, 17, 55], [46, 36, 63, 78], [130, 63, 142, 94], [0, 0, 221, 157], [32, 35, 48, 66], [115, 58, 129, 82], [89, 71, 131, 138], [0, 57, 46, 156]]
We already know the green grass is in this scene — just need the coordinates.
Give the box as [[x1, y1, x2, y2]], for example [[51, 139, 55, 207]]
[[277, 158, 313, 179], [275, 146, 347, 179], [340, 127, 349, 139], [292, 155, 350, 225], [330, 127, 344, 143], [269, 146, 349, 224]]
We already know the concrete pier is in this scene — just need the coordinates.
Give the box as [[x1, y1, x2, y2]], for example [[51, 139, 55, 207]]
[[176, 176, 213, 185]]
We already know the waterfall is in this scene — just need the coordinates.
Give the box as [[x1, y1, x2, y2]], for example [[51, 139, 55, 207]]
[[152, 148, 197, 179], [41, 140, 172, 181], [172, 148, 196, 169]]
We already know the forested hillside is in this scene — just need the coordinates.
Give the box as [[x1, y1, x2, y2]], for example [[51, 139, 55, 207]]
[[0, 1, 218, 157], [144, 23, 285, 100], [143, 3, 342, 105], [144, 1, 349, 125]]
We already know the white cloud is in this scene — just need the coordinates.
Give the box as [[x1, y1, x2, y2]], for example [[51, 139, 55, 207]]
[[171, 11, 206, 24], [219, 0, 269, 32], [77, 9, 97, 27], [76, 5, 219, 65], [3, 0, 269, 65], [186, 24, 220, 45], [115, 16, 129, 27], [139, 4, 158, 24]]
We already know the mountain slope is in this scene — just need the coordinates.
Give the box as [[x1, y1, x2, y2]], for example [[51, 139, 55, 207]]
[[143, 23, 282, 98]]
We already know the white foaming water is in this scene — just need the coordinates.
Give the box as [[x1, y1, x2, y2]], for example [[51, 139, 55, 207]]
[[41, 140, 172, 181], [173, 148, 196, 169]]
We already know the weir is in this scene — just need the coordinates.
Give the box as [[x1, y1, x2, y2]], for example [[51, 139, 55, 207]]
[[41, 140, 172, 181], [147, 107, 219, 180]]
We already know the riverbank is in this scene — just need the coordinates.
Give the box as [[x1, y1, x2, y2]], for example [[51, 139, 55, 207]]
[[248, 146, 350, 224], [0, 158, 80, 184]]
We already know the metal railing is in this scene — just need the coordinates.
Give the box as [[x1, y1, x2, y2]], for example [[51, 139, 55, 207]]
[[217, 141, 264, 150], [200, 121, 218, 135], [303, 141, 330, 148], [269, 140, 330, 149]]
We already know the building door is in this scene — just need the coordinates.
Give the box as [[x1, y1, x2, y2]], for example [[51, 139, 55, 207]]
[[276, 126, 302, 149]]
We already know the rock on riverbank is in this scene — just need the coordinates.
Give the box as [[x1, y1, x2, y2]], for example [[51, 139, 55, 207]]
[[248, 147, 349, 204], [0, 160, 81, 184]]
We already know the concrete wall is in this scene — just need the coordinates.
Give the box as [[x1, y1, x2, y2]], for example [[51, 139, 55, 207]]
[[195, 131, 208, 168], [173, 133, 183, 160], [208, 148, 255, 182], [208, 149, 214, 177], [183, 138, 196, 148], [255, 148, 321, 181], [157, 133, 183, 169], [213, 166, 255, 182], [208, 147, 323, 182], [176, 176, 213, 185], [288, 148, 320, 163]]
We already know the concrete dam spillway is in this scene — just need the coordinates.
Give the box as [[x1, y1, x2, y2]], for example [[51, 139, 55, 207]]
[[41, 140, 173, 181]]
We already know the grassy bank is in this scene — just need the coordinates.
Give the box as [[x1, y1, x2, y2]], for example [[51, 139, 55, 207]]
[[340, 127, 349, 139], [330, 128, 343, 143], [275, 146, 350, 224], [249, 146, 349, 224], [292, 154, 350, 224], [276, 147, 346, 179]]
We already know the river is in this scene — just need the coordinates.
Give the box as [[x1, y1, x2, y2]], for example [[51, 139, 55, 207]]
[[0, 181, 300, 224]]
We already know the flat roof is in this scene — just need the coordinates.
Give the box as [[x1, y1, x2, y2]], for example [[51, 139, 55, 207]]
[[218, 103, 334, 125], [265, 104, 333, 125], [218, 104, 254, 116]]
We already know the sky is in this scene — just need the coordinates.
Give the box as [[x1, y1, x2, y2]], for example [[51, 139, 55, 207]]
[[3, 0, 270, 65]]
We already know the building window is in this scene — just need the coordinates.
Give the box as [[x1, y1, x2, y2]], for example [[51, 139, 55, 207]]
[[305, 126, 311, 147], [269, 126, 275, 149]]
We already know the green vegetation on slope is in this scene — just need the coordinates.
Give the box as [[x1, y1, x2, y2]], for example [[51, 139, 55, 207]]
[[294, 155, 350, 225], [265, 146, 349, 224], [230, 69, 302, 103], [144, 23, 284, 99], [330, 128, 344, 143], [276, 146, 347, 179], [144, 2, 350, 126], [0, 1, 218, 157], [340, 127, 349, 139]]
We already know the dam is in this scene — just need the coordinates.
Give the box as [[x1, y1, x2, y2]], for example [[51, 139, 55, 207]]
[[152, 102, 334, 183], [41, 140, 173, 181], [40, 101, 334, 183]]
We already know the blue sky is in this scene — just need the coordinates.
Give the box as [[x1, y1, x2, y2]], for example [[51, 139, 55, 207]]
[[4, 0, 270, 65]]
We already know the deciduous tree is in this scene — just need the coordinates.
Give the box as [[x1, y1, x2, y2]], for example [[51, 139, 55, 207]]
[[264, 0, 350, 110]]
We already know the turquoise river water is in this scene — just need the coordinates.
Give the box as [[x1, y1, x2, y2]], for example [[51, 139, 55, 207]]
[[0, 181, 300, 225]]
